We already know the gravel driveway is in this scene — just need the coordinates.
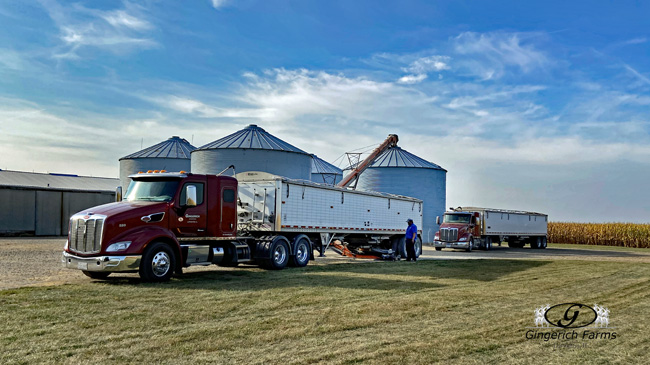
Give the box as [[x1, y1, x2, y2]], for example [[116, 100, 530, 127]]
[[2, 237, 650, 290]]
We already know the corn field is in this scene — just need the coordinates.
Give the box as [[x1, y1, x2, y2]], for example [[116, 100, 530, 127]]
[[548, 222, 650, 248]]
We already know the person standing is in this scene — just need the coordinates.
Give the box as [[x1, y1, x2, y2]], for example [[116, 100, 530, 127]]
[[405, 218, 418, 262]]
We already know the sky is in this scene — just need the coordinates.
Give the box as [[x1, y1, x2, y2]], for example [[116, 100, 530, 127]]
[[1, 0, 649, 223]]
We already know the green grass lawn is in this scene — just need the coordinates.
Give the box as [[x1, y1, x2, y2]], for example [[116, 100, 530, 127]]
[[2, 259, 649, 364]]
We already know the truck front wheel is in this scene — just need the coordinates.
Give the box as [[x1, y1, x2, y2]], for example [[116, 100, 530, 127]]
[[139, 242, 176, 282], [466, 238, 474, 252]]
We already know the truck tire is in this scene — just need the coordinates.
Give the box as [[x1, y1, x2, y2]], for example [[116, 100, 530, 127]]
[[414, 237, 422, 258], [396, 237, 407, 258], [139, 242, 176, 282], [541, 237, 548, 249], [484, 237, 492, 251], [435, 247, 442, 251], [466, 237, 474, 252], [530, 238, 540, 249], [263, 236, 290, 270], [82, 271, 111, 280], [290, 235, 311, 267]]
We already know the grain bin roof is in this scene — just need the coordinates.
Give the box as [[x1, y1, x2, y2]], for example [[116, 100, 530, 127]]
[[311, 155, 342, 175], [119, 136, 196, 160], [370, 146, 446, 171], [196, 124, 307, 153], [0, 170, 119, 192]]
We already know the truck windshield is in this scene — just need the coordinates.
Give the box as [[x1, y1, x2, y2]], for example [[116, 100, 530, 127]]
[[443, 214, 472, 224], [124, 180, 180, 202]]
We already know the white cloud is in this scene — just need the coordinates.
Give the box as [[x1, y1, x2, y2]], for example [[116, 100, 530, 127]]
[[211, 0, 230, 9], [623, 64, 650, 86], [39, 0, 158, 59], [397, 74, 428, 84], [0, 48, 25, 70], [452, 32, 549, 79], [403, 55, 450, 74], [102, 10, 153, 31]]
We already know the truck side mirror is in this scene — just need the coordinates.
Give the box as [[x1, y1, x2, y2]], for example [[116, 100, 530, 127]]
[[185, 185, 197, 207], [115, 186, 122, 202], [436, 216, 440, 225], [475, 216, 480, 225]]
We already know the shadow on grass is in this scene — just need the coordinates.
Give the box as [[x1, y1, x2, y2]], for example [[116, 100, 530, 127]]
[[541, 247, 649, 258], [99, 259, 551, 292]]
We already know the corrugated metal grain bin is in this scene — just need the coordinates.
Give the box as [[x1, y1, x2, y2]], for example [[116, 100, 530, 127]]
[[191, 124, 312, 180], [311, 155, 343, 185], [353, 146, 446, 243], [119, 136, 195, 191]]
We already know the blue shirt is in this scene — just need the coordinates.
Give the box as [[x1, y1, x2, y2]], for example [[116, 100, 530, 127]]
[[406, 224, 417, 240]]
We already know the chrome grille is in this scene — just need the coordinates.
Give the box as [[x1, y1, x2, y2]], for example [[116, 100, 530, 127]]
[[440, 228, 458, 242], [69, 215, 105, 254]]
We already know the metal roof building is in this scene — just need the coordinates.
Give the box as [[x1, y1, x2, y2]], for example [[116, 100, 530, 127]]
[[353, 146, 447, 243], [311, 155, 343, 185], [191, 124, 312, 180], [119, 136, 196, 190], [0, 170, 118, 236]]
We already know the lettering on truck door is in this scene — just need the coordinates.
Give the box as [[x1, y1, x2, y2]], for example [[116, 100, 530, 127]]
[[173, 181, 207, 236]]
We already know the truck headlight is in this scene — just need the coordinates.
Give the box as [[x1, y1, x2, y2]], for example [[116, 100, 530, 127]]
[[106, 241, 132, 252], [459, 237, 467, 242]]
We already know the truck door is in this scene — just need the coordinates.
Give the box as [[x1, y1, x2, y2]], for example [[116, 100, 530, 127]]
[[173, 181, 207, 237], [473, 212, 481, 237], [220, 184, 237, 236]]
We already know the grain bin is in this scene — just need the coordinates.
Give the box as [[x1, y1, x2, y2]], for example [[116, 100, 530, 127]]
[[191, 124, 312, 180], [119, 136, 196, 191], [354, 146, 446, 243], [311, 155, 343, 185]]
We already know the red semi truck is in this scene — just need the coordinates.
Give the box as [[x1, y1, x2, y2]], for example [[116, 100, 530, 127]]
[[62, 171, 423, 282], [433, 207, 548, 251]]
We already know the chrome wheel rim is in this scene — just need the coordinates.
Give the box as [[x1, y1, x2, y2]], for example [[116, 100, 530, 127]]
[[415, 240, 422, 256], [152, 251, 171, 277], [296, 242, 309, 263], [273, 244, 287, 264]]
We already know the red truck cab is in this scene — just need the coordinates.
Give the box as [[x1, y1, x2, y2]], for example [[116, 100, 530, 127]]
[[433, 211, 481, 251], [62, 171, 239, 281]]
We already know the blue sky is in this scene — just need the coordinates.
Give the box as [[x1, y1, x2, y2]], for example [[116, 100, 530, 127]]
[[1, 0, 650, 222]]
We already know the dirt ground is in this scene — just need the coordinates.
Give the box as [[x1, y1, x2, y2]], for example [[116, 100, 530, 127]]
[[2, 237, 650, 290]]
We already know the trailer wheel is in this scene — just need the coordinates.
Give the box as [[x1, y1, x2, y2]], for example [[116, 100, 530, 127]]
[[395, 237, 407, 258], [82, 271, 111, 280], [263, 236, 290, 270], [414, 237, 422, 258], [290, 236, 311, 267], [139, 242, 176, 282], [530, 238, 540, 249], [541, 237, 548, 249]]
